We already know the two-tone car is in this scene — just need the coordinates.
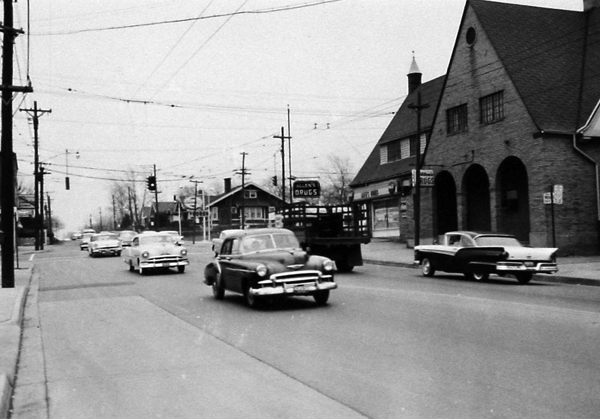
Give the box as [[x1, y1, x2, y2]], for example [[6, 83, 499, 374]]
[[414, 231, 558, 284], [88, 232, 122, 257], [204, 228, 337, 308], [123, 232, 189, 275]]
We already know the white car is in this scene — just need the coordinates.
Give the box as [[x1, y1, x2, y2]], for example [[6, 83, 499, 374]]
[[162, 230, 184, 246], [123, 232, 189, 275], [212, 229, 244, 255], [88, 232, 122, 257]]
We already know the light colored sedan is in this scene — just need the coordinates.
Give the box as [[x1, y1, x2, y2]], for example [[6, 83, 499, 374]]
[[88, 232, 122, 257], [123, 232, 189, 275]]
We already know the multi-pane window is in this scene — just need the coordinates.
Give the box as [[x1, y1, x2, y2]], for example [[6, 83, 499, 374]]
[[480, 91, 504, 124], [244, 206, 266, 220], [387, 139, 402, 162], [446, 104, 468, 134], [380, 134, 427, 164], [244, 189, 257, 199]]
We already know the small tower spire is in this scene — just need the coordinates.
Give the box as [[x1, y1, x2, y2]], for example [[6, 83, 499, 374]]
[[407, 52, 422, 94]]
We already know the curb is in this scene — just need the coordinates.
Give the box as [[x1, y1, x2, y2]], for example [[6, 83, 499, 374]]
[[0, 285, 29, 419], [363, 259, 600, 287]]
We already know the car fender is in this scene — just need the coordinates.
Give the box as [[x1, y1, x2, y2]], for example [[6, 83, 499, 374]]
[[204, 261, 220, 285]]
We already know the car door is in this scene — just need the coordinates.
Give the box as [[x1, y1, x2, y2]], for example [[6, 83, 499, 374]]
[[217, 238, 245, 293]]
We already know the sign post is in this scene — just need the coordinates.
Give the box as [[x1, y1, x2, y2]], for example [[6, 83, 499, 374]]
[[543, 184, 563, 247]]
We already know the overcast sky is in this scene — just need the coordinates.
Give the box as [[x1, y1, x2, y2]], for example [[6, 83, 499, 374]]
[[11, 0, 582, 234]]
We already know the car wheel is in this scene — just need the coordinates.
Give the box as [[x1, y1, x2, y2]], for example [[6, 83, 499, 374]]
[[336, 260, 354, 273], [116, 251, 121, 257], [313, 290, 330, 305], [128, 262, 135, 272], [516, 272, 533, 284], [421, 258, 435, 277], [139, 264, 146, 276], [177, 266, 185, 273], [89, 250, 94, 258], [472, 271, 489, 281], [212, 274, 225, 300]]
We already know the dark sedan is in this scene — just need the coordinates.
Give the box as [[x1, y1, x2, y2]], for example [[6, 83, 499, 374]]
[[204, 228, 337, 308]]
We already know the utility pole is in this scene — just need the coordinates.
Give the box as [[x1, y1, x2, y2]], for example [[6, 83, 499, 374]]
[[274, 127, 290, 204], [287, 106, 293, 204], [153, 165, 159, 230], [38, 164, 48, 250], [408, 91, 429, 247], [189, 180, 203, 244], [46, 193, 53, 243], [2, 0, 33, 287], [239, 152, 249, 229], [19, 102, 51, 250]]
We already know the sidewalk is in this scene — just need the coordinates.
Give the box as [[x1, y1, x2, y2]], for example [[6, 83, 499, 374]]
[[361, 238, 600, 286], [1, 241, 599, 418]]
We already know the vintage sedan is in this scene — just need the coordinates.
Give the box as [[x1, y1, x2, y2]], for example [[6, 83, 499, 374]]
[[211, 229, 244, 255], [123, 232, 189, 275], [204, 228, 337, 308], [414, 231, 558, 284], [79, 232, 94, 250], [88, 232, 122, 257], [117, 230, 137, 247]]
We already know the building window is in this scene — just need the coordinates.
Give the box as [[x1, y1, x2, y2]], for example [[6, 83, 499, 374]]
[[480, 91, 504, 124], [244, 206, 266, 220], [447, 104, 468, 134], [244, 189, 257, 199], [380, 136, 422, 164]]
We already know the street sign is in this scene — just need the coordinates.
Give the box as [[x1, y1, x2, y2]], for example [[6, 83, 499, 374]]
[[293, 180, 320, 198], [543, 184, 563, 205]]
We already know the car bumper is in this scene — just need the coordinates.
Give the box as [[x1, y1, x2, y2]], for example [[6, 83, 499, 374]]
[[250, 280, 337, 297], [92, 248, 122, 255], [139, 259, 189, 269], [495, 262, 558, 274]]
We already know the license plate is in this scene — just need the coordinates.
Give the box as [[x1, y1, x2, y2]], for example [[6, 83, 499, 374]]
[[524, 262, 535, 267], [294, 285, 306, 292]]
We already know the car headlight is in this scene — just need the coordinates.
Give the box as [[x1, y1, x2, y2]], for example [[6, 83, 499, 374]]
[[180, 249, 187, 256], [256, 264, 268, 277], [141, 251, 149, 258], [323, 260, 335, 272]]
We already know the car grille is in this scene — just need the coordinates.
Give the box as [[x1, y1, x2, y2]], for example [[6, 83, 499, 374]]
[[148, 255, 186, 263], [268, 270, 331, 286]]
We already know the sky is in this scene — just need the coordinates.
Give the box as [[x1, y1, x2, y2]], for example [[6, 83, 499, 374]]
[[10, 0, 582, 235]]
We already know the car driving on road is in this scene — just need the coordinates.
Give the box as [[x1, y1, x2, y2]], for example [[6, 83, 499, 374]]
[[123, 231, 189, 275]]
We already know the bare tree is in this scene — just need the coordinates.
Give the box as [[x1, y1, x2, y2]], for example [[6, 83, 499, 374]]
[[318, 154, 355, 205], [109, 170, 147, 230]]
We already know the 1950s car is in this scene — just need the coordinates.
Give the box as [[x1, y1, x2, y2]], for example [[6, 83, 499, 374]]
[[123, 232, 189, 275], [414, 231, 558, 284], [204, 228, 337, 308], [88, 232, 122, 257]]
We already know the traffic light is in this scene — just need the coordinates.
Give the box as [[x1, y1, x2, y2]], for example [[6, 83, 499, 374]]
[[272, 175, 278, 186], [147, 175, 156, 191]]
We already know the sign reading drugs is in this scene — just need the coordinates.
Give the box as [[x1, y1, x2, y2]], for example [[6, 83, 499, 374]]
[[293, 180, 320, 198], [411, 169, 434, 187]]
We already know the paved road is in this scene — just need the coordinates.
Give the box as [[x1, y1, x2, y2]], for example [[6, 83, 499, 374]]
[[12, 241, 600, 418]]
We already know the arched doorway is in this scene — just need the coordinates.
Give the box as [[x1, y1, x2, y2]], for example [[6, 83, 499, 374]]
[[434, 171, 458, 234], [463, 164, 491, 231], [496, 156, 530, 242]]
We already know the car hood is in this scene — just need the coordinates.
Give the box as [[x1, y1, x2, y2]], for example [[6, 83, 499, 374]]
[[503, 246, 557, 261], [92, 239, 120, 246], [144, 243, 184, 255], [246, 250, 310, 270]]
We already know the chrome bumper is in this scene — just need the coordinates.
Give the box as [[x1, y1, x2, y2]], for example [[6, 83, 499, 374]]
[[249, 281, 337, 297], [139, 259, 189, 269], [496, 262, 558, 274]]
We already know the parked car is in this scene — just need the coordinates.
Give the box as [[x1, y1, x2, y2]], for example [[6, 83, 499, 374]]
[[79, 233, 94, 250], [123, 232, 189, 275], [117, 230, 137, 247], [414, 231, 558, 284], [204, 228, 337, 308], [88, 232, 122, 257], [162, 230, 184, 246], [211, 229, 244, 255], [71, 231, 82, 240], [82, 228, 96, 234]]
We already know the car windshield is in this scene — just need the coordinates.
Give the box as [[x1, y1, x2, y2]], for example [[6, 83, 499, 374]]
[[140, 235, 174, 245], [92, 234, 117, 242], [241, 233, 299, 253], [475, 236, 522, 247], [119, 231, 136, 238]]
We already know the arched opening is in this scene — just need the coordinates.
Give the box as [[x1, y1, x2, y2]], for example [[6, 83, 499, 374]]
[[463, 164, 491, 231], [434, 171, 458, 234], [496, 156, 530, 242]]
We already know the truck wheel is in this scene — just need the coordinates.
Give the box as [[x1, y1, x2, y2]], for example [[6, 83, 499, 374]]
[[421, 258, 435, 277], [515, 272, 533, 284], [313, 290, 330, 305], [336, 260, 354, 273]]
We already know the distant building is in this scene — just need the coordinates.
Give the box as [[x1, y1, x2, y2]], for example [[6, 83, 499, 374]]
[[352, 0, 600, 254]]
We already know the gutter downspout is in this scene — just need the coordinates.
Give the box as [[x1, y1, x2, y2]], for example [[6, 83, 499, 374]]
[[572, 134, 600, 240]]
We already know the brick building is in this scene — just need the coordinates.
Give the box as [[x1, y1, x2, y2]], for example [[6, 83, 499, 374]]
[[352, 0, 600, 254]]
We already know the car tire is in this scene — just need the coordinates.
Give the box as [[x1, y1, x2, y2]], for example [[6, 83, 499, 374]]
[[89, 250, 94, 258], [336, 260, 354, 273], [515, 272, 533, 284], [471, 271, 489, 281], [129, 262, 135, 272], [313, 290, 330, 305], [421, 258, 435, 277], [177, 266, 185, 273], [212, 274, 225, 300]]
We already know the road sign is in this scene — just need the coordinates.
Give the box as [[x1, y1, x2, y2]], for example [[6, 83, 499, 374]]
[[411, 169, 434, 187], [293, 180, 320, 198], [543, 184, 563, 205]]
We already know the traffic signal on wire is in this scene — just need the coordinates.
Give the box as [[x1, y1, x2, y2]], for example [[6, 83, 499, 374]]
[[147, 176, 156, 191]]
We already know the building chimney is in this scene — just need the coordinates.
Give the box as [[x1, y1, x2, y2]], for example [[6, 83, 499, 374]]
[[407, 55, 422, 95], [224, 177, 231, 193], [584, 0, 600, 11]]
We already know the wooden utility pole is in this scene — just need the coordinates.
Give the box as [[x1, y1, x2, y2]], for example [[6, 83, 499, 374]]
[[2, 0, 33, 287], [274, 127, 290, 204], [19, 102, 51, 250], [240, 152, 249, 229], [153, 165, 159, 229], [408, 91, 429, 247]]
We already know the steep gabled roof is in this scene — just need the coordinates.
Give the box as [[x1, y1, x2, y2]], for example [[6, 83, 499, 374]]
[[351, 75, 445, 187], [470, 0, 588, 133], [208, 182, 283, 207]]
